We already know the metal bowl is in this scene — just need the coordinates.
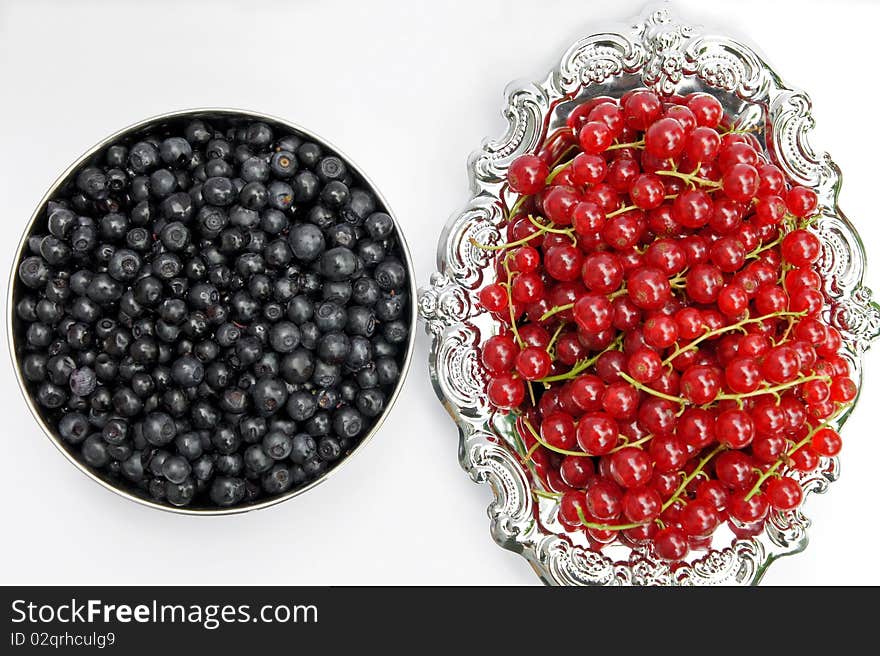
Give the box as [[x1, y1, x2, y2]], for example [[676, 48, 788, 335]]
[[9, 108, 416, 515], [419, 5, 880, 584]]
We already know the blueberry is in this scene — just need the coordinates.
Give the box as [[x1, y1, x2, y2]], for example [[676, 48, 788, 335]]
[[39, 236, 71, 265], [263, 430, 293, 460], [292, 170, 319, 203], [245, 122, 273, 148], [69, 366, 97, 396], [243, 444, 273, 474], [280, 348, 315, 384], [159, 221, 190, 251], [382, 319, 409, 344], [323, 281, 352, 305], [176, 431, 204, 461], [16, 296, 39, 322], [48, 206, 76, 238], [192, 455, 215, 481], [209, 476, 246, 506], [286, 295, 313, 324], [316, 156, 346, 182], [184, 120, 211, 145], [318, 436, 341, 461], [286, 391, 317, 422], [328, 224, 357, 249], [374, 259, 407, 291], [203, 177, 236, 206], [76, 167, 108, 199], [143, 411, 177, 446], [345, 188, 377, 222], [261, 208, 289, 234], [101, 417, 129, 445], [312, 360, 340, 388], [321, 180, 350, 208], [251, 376, 288, 417], [239, 416, 268, 444], [262, 464, 292, 494], [267, 181, 293, 210], [82, 434, 110, 467], [346, 306, 376, 337], [161, 193, 194, 222], [239, 181, 268, 210], [269, 321, 301, 353], [37, 381, 67, 408], [107, 249, 142, 282], [296, 142, 322, 168], [270, 151, 298, 178], [320, 246, 358, 281], [162, 455, 192, 483], [128, 142, 160, 173], [288, 223, 325, 262], [356, 388, 386, 417], [121, 453, 145, 482], [58, 412, 90, 444], [333, 406, 364, 439], [317, 332, 350, 364], [160, 137, 193, 168], [345, 336, 372, 371], [211, 424, 240, 455], [365, 212, 395, 240], [165, 478, 195, 506], [314, 302, 347, 332], [19, 256, 50, 289], [241, 156, 270, 182], [171, 355, 205, 387], [289, 433, 317, 465], [302, 457, 327, 478]]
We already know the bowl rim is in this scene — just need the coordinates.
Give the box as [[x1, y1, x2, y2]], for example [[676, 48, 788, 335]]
[[7, 106, 417, 516]]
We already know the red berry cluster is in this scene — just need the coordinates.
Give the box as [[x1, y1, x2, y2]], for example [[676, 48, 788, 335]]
[[475, 89, 856, 562]]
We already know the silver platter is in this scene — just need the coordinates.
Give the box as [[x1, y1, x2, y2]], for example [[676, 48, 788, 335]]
[[418, 4, 880, 585]]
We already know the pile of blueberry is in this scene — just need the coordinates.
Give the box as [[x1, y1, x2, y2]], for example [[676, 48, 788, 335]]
[[13, 115, 410, 509]]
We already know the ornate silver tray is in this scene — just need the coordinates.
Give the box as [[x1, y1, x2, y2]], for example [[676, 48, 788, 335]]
[[418, 4, 880, 585]]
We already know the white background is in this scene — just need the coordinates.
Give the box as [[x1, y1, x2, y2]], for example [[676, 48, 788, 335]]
[[1, 0, 878, 586]]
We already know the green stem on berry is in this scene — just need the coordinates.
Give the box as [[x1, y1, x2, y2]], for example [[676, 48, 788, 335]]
[[655, 168, 722, 190], [526, 380, 536, 408], [618, 372, 686, 406], [614, 433, 654, 452], [521, 416, 586, 457], [606, 203, 640, 219], [743, 407, 849, 501], [575, 507, 646, 531], [521, 415, 653, 458], [715, 374, 831, 402], [525, 439, 541, 461], [746, 234, 784, 260], [537, 333, 625, 385], [606, 139, 645, 151], [660, 445, 727, 512], [661, 310, 806, 367], [533, 489, 562, 500], [508, 194, 529, 219], [468, 230, 540, 252], [545, 159, 574, 185], [526, 214, 575, 239], [502, 255, 524, 348], [668, 273, 688, 290], [540, 302, 574, 322], [719, 124, 759, 137], [546, 321, 568, 356]]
